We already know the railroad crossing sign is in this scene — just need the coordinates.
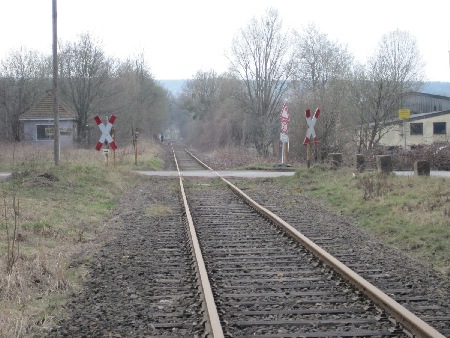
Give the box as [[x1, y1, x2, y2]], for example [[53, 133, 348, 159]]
[[279, 102, 290, 140], [279, 102, 290, 163], [94, 115, 117, 151], [303, 108, 320, 145], [280, 121, 289, 134], [279, 102, 290, 123]]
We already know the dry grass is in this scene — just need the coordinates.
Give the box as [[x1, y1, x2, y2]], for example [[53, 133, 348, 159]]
[[145, 204, 173, 217], [288, 167, 450, 277], [0, 140, 161, 338]]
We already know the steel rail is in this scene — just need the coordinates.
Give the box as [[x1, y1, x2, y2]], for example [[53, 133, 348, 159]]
[[172, 146, 224, 338], [182, 146, 445, 338]]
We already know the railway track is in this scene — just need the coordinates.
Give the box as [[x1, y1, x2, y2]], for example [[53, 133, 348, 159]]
[[171, 145, 447, 337], [52, 144, 449, 337]]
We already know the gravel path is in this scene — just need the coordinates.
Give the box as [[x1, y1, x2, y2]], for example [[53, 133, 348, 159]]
[[50, 178, 204, 337]]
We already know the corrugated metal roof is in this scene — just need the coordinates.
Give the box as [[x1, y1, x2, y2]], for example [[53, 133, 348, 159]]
[[19, 91, 77, 120]]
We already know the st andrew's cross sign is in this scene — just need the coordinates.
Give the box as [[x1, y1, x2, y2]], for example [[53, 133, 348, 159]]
[[303, 108, 320, 145], [94, 115, 117, 151]]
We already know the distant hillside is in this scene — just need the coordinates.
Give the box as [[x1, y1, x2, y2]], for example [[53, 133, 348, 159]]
[[158, 79, 450, 98], [158, 79, 187, 96]]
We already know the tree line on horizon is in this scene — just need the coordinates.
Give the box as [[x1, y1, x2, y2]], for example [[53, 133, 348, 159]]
[[0, 8, 426, 161], [0, 34, 169, 147], [176, 8, 425, 160]]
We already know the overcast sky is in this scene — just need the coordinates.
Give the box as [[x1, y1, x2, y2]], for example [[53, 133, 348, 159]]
[[1, 0, 450, 81]]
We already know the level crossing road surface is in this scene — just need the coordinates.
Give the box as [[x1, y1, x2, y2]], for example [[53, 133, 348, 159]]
[[393, 170, 450, 178], [135, 170, 296, 178], [0, 170, 296, 180], [0, 172, 11, 180], [1, 171, 450, 179], [138, 170, 450, 178]]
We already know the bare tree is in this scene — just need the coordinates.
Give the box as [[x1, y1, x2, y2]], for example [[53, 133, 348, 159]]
[[0, 48, 50, 141], [179, 70, 221, 120], [113, 55, 169, 141], [213, 74, 246, 147], [355, 29, 424, 149], [228, 8, 294, 156], [348, 63, 373, 153], [178, 71, 244, 148], [291, 23, 354, 158], [59, 33, 113, 143]]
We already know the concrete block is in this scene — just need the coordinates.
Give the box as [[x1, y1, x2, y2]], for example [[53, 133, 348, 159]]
[[356, 154, 365, 173], [376, 155, 392, 174], [414, 160, 430, 176], [328, 153, 343, 169]]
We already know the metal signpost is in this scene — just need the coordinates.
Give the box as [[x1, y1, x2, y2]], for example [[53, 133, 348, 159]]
[[132, 127, 139, 165], [279, 103, 290, 164], [102, 148, 110, 166], [303, 108, 320, 168], [398, 109, 411, 150]]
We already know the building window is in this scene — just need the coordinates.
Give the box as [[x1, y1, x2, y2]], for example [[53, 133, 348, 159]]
[[410, 123, 423, 135], [433, 122, 446, 135], [37, 125, 54, 140]]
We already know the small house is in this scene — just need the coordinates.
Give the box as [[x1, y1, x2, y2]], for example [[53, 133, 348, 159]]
[[19, 91, 77, 145]]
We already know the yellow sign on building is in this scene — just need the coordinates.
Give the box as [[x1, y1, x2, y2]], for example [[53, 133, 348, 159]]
[[399, 109, 411, 119]]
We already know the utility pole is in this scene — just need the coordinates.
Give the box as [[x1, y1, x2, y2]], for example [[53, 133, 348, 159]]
[[52, 0, 60, 165]]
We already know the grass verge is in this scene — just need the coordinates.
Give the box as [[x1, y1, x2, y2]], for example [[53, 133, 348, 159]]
[[0, 140, 161, 337], [278, 166, 450, 277]]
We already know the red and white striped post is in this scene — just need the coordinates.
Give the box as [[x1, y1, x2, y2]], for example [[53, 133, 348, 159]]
[[279, 102, 290, 164]]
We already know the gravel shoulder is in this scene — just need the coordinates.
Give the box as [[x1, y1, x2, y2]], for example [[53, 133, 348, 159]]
[[50, 177, 203, 337]]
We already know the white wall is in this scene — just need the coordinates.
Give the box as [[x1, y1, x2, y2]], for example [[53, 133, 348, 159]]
[[379, 114, 450, 148], [23, 119, 77, 145]]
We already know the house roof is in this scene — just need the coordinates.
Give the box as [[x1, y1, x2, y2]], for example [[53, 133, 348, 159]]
[[19, 91, 77, 121], [368, 109, 450, 128], [412, 91, 450, 101], [404, 109, 450, 121], [377, 109, 450, 127]]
